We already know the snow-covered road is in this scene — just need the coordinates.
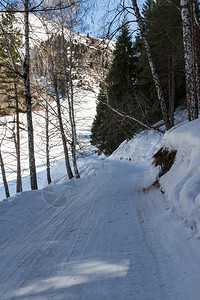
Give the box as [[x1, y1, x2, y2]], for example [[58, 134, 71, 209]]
[[1, 159, 200, 299]]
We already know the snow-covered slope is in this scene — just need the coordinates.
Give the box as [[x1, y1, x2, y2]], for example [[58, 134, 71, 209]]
[[15, 13, 114, 90], [111, 110, 200, 237], [110, 129, 162, 165], [0, 89, 97, 200], [0, 12, 115, 198], [159, 118, 200, 236], [15, 13, 115, 49]]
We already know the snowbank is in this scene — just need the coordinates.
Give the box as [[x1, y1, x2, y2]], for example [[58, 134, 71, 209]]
[[110, 115, 200, 237], [110, 129, 162, 164], [159, 118, 200, 236]]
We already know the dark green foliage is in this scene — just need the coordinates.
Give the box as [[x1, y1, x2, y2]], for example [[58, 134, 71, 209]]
[[0, 6, 24, 116], [136, 0, 186, 124], [90, 86, 110, 154], [91, 23, 140, 155], [91, 1, 188, 155]]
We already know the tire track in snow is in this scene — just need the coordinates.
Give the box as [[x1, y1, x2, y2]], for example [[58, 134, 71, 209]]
[[1, 161, 200, 299], [0, 161, 115, 297]]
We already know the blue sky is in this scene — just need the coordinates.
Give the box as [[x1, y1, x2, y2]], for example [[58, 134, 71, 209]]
[[83, 0, 114, 37], [84, 0, 144, 39]]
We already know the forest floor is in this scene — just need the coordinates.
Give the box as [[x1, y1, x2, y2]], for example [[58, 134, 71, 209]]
[[1, 158, 200, 299]]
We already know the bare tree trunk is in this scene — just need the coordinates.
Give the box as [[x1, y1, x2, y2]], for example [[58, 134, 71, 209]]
[[50, 52, 74, 179], [0, 148, 10, 198], [24, 0, 38, 189], [68, 29, 80, 178], [168, 58, 172, 126], [0, 1, 38, 190], [131, 0, 171, 130], [170, 65, 175, 127], [60, 4, 80, 178], [191, 0, 200, 106], [180, 0, 198, 121], [14, 82, 22, 193], [45, 101, 52, 184], [168, 55, 175, 128]]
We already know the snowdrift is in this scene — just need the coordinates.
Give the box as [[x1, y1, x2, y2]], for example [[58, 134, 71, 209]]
[[110, 129, 163, 164], [111, 117, 200, 237], [160, 118, 200, 235]]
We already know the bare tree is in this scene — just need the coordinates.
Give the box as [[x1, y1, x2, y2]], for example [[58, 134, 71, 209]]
[[180, 0, 198, 121], [0, 147, 10, 198], [190, 0, 200, 106], [47, 39, 73, 179], [60, 4, 80, 178], [23, 0, 38, 189], [0, 123, 10, 198], [14, 82, 23, 192], [45, 100, 52, 184], [131, 0, 171, 130]]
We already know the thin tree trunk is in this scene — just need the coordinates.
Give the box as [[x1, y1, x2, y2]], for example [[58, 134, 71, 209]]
[[0, 148, 10, 198], [15, 82, 22, 193], [60, 10, 80, 178], [50, 52, 73, 179], [45, 101, 51, 184], [170, 63, 175, 127], [131, 0, 171, 130], [24, 0, 38, 189], [192, 0, 200, 106], [168, 55, 175, 128], [180, 0, 198, 120], [168, 57, 172, 125]]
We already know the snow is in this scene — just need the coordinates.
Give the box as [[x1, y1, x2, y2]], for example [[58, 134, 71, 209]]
[[2, 5, 200, 298], [111, 111, 200, 238], [14, 13, 115, 51], [159, 118, 200, 236], [0, 88, 97, 200], [2, 102, 200, 298], [110, 129, 162, 165], [2, 159, 200, 299]]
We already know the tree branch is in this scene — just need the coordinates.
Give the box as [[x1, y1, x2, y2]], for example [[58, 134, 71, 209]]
[[101, 100, 164, 133], [0, 22, 23, 78]]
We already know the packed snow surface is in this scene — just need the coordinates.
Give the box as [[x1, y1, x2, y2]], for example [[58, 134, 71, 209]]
[[1, 105, 200, 299], [1, 159, 200, 299]]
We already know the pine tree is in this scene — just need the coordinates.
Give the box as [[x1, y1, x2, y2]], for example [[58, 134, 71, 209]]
[[0, 7, 24, 193], [91, 86, 111, 154], [0, 7, 24, 114], [91, 23, 139, 155], [135, 0, 186, 126]]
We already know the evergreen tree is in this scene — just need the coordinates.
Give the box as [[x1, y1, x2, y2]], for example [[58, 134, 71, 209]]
[[0, 7, 24, 193], [0, 7, 24, 115], [91, 23, 139, 155], [90, 86, 110, 154], [135, 0, 186, 126]]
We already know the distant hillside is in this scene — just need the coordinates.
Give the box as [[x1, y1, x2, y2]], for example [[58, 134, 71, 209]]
[[0, 13, 114, 114], [15, 13, 115, 91]]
